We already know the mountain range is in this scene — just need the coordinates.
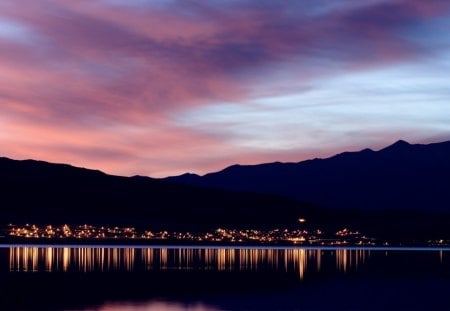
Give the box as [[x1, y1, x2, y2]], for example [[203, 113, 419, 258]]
[[0, 156, 315, 231], [1, 140, 450, 239], [165, 140, 450, 212]]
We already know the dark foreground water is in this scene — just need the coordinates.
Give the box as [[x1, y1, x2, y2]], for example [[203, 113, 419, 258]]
[[1, 245, 450, 310]]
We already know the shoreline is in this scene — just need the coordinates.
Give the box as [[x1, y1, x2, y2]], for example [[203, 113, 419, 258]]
[[1, 238, 449, 251]]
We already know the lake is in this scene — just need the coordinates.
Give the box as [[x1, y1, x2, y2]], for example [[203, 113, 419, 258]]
[[1, 245, 450, 310]]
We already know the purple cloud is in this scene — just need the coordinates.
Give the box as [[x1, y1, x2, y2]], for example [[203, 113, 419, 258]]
[[0, 0, 449, 176]]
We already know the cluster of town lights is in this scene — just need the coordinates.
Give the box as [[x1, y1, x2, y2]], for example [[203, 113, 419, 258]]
[[5, 223, 375, 245]]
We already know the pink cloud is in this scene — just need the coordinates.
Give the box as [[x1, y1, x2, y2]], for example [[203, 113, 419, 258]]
[[0, 0, 449, 176]]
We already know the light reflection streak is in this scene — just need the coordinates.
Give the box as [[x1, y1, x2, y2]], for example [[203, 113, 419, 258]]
[[9, 247, 374, 279], [335, 248, 368, 273], [63, 247, 70, 272]]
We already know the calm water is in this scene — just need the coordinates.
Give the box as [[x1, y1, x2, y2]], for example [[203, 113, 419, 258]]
[[1, 245, 450, 310]]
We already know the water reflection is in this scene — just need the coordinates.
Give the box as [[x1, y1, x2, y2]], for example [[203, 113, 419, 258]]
[[8, 246, 372, 278], [84, 301, 224, 311], [3, 247, 450, 311], [335, 248, 367, 272]]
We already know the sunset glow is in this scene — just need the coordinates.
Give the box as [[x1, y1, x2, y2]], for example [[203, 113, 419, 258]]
[[1, 0, 449, 176]]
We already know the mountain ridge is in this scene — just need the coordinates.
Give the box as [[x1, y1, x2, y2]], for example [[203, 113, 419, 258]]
[[0, 156, 319, 231], [2, 140, 450, 239], [165, 140, 450, 212], [167, 140, 428, 179]]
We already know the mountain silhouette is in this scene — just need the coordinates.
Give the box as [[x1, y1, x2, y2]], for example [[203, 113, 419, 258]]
[[166, 140, 450, 212], [2, 140, 450, 239], [0, 157, 317, 231]]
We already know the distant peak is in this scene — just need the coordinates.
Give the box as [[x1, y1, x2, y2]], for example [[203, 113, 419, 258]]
[[393, 139, 410, 146], [164, 172, 201, 181], [360, 148, 374, 153], [223, 164, 242, 171], [380, 139, 411, 152], [131, 175, 152, 180], [180, 172, 200, 177]]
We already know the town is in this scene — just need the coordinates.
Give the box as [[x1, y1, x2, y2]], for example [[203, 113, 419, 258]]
[[2, 223, 377, 246]]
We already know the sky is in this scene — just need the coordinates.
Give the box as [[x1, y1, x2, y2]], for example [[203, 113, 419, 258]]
[[0, 0, 450, 177]]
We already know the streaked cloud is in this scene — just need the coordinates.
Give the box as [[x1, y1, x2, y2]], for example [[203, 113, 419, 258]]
[[0, 0, 449, 176]]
